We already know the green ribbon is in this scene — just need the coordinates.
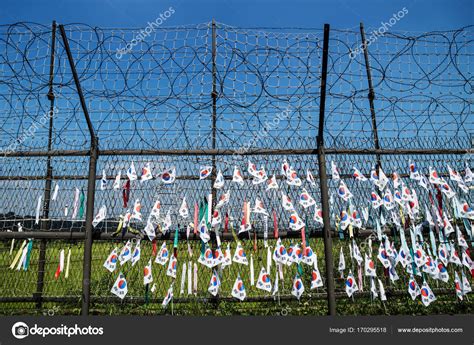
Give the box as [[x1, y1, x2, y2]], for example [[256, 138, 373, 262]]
[[78, 189, 85, 219], [409, 247, 417, 276], [297, 263, 303, 276], [24, 239, 33, 270], [174, 226, 179, 249], [198, 200, 205, 223], [198, 199, 206, 256]]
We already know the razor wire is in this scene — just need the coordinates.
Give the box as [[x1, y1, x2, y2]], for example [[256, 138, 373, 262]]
[[0, 22, 472, 228]]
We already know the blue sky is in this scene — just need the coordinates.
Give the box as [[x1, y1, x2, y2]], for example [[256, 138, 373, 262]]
[[1, 0, 472, 30]]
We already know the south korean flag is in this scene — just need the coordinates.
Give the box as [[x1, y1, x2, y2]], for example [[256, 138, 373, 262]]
[[232, 275, 246, 301], [256, 267, 272, 292], [311, 263, 324, 289], [345, 271, 359, 297], [111, 272, 128, 300]]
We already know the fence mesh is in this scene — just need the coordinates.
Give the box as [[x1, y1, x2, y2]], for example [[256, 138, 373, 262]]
[[0, 21, 472, 315]]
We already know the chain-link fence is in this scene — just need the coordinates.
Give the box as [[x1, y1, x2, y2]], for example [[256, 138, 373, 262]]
[[0, 21, 472, 315]]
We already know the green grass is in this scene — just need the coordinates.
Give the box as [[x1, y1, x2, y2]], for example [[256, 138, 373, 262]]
[[0, 237, 472, 315]]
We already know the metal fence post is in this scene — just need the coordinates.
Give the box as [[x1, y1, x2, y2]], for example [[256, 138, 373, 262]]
[[360, 22, 382, 171], [210, 18, 220, 309], [317, 23, 336, 316], [35, 20, 57, 310], [211, 19, 218, 207], [59, 25, 99, 316]]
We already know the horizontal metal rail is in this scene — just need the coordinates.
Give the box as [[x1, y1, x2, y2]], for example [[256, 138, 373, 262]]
[[0, 172, 454, 181], [2, 147, 471, 158], [0, 228, 380, 240], [0, 288, 461, 305]]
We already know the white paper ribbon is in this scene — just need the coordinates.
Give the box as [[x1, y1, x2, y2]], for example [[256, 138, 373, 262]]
[[59, 249, 65, 272], [10, 240, 26, 269], [65, 248, 71, 279], [180, 262, 187, 295], [193, 262, 198, 295], [52, 183, 59, 201], [267, 246, 272, 273], [35, 195, 42, 225], [250, 255, 255, 286], [17, 245, 28, 270], [187, 261, 192, 295]]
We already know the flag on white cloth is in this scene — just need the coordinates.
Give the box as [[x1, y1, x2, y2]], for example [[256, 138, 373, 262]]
[[448, 165, 463, 183], [101, 170, 107, 190], [338, 247, 346, 275], [311, 266, 324, 289], [214, 170, 224, 189], [131, 199, 142, 221], [289, 211, 305, 231], [198, 218, 211, 243], [392, 171, 401, 189], [454, 271, 463, 300], [113, 171, 121, 189], [266, 174, 279, 190], [127, 162, 137, 181], [208, 270, 221, 296], [291, 275, 304, 300], [253, 198, 269, 215], [313, 205, 324, 225], [345, 271, 359, 297], [231, 275, 246, 301], [273, 238, 288, 265], [198, 244, 215, 268], [370, 191, 383, 209], [103, 247, 119, 272], [331, 161, 340, 181], [140, 163, 153, 181], [353, 166, 367, 181], [281, 192, 295, 211], [179, 197, 189, 218], [420, 280, 436, 306], [299, 188, 316, 208], [161, 167, 176, 184], [118, 240, 132, 265], [166, 255, 177, 278], [408, 275, 421, 300], [461, 270, 472, 295], [155, 242, 170, 265], [111, 272, 128, 299], [233, 242, 248, 265], [92, 205, 107, 228], [199, 166, 213, 180], [256, 267, 272, 292], [409, 160, 421, 180], [232, 166, 244, 185], [337, 180, 353, 201], [216, 191, 230, 209], [162, 284, 173, 307], [143, 259, 153, 285], [364, 254, 376, 277], [307, 170, 316, 186], [429, 167, 443, 185], [131, 240, 141, 266]]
